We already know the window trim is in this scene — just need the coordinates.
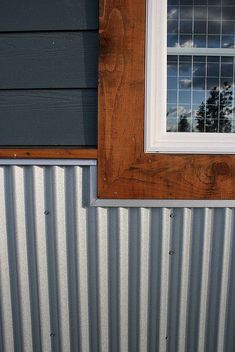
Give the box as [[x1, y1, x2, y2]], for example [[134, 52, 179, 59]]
[[145, 0, 167, 152], [145, 0, 235, 154], [98, 0, 235, 200]]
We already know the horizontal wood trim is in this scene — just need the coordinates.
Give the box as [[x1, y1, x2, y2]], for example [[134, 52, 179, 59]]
[[98, 0, 235, 200], [0, 32, 98, 89], [99, 154, 235, 199], [0, 89, 97, 146], [0, 0, 98, 31], [0, 149, 97, 159]]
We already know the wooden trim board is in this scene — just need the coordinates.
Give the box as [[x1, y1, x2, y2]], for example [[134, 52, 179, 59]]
[[0, 149, 97, 159]]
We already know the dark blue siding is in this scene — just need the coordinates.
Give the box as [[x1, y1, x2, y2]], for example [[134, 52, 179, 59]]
[[0, 0, 98, 147]]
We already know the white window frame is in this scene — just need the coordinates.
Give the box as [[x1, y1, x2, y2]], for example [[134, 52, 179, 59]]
[[145, 0, 235, 154]]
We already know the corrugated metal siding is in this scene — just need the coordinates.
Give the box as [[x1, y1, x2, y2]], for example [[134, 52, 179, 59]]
[[0, 165, 235, 352]]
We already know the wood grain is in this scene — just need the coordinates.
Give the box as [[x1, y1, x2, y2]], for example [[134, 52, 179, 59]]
[[0, 32, 98, 89], [0, 149, 97, 159], [98, 0, 235, 199]]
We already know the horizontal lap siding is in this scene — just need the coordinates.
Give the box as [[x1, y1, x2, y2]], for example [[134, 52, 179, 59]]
[[0, 0, 98, 146], [0, 0, 98, 31], [0, 32, 98, 89], [0, 90, 97, 146]]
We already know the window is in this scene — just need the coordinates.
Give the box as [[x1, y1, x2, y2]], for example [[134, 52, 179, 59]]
[[145, 0, 235, 153]]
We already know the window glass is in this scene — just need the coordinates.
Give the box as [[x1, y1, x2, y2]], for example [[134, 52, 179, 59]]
[[167, 0, 235, 132], [167, 0, 235, 48]]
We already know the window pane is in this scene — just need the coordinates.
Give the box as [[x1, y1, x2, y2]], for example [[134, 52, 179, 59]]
[[166, 0, 235, 133], [167, 0, 235, 49], [167, 56, 235, 133]]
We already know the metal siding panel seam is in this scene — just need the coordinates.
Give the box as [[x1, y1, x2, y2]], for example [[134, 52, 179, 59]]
[[0, 168, 14, 352]]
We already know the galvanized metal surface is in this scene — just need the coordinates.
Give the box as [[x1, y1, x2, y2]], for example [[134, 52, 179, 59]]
[[0, 164, 235, 352]]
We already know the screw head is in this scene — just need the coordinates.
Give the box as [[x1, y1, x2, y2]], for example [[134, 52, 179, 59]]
[[169, 250, 175, 255]]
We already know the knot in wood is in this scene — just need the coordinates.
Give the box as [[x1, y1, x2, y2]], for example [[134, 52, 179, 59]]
[[99, 34, 112, 56], [211, 162, 230, 177]]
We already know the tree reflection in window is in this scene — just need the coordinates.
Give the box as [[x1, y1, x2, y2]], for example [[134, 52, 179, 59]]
[[177, 82, 233, 132], [196, 83, 232, 133], [166, 0, 235, 133]]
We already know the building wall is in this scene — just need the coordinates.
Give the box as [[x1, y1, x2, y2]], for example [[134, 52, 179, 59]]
[[0, 0, 98, 146], [0, 163, 234, 352]]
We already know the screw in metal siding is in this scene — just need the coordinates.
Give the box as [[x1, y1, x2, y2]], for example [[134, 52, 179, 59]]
[[169, 250, 175, 255], [170, 211, 175, 218], [44, 210, 50, 215], [50, 333, 56, 338]]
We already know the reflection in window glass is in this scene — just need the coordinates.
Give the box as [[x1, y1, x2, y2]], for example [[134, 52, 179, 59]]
[[167, 56, 235, 132], [167, 0, 235, 132], [167, 0, 235, 48]]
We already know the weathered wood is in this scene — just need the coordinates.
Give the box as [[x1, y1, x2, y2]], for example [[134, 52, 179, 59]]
[[0, 0, 98, 31], [0, 32, 98, 89], [0, 148, 97, 159], [98, 0, 235, 199], [0, 90, 97, 146]]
